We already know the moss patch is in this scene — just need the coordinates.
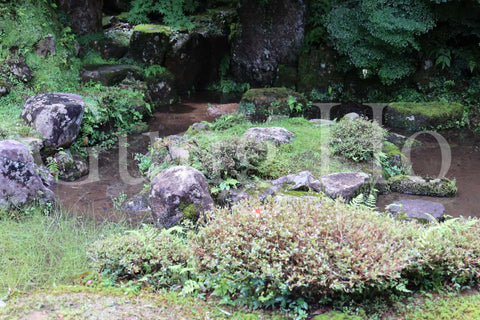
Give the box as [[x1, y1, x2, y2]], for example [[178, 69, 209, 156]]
[[133, 24, 172, 35], [385, 102, 464, 131], [179, 202, 199, 221], [313, 311, 362, 320]]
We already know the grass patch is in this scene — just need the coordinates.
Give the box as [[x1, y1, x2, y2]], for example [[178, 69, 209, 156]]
[[187, 116, 351, 179], [389, 291, 480, 319], [0, 206, 127, 297]]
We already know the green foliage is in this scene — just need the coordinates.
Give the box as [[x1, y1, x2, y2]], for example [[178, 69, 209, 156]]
[[190, 135, 269, 188], [330, 117, 387, 162], [128, 0, 197, 30], [325, 0, 435, 84], [144, 64, 168, 78], [87, 225, 193, 289], [76, 83, 149, 147], [207, 112, 248, 131]]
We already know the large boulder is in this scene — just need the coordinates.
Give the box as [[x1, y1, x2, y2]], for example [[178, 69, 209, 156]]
[[231, 0, 305, 86], [57, 0, 103, 34], [243, 127, 295, 145], [80, 64, 143, 86], [319, 172, 370, 200], [0, 140, 54, 208], [21, 93, 85, 150], [129, 24, 173, 65], [387, 199, 445, 222], [149, 166, 214, 228]]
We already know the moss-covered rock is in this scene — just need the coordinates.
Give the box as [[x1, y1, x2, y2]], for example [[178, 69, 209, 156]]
[[385, 102, 464, 131], [80, 64, 143, 86], [129, 24, 173, 65], [381, 141, 412, 179], [238, 87, 307, 122], [388, 175, 457, 197]]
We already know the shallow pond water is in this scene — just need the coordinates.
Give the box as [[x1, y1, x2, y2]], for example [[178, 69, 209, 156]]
[[377, 130, 480, 217]]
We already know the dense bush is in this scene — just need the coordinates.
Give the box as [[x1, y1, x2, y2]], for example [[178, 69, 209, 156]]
[[330, 117, 387, 161], [190, 135, 269, 186], [87, 225, 193, 288], [88, 197, 480, 313]]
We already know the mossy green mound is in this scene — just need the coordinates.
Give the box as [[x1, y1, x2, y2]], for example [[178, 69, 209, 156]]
[[133, 24, 172, 35], [385, 102, 464, 131], [388, 175, 457, 197]]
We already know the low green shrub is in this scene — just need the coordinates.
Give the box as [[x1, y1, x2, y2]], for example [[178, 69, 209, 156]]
[[190, 135, 269, 187], [330, 117, 387, 162], [193, 198, 417, 306], [89, 197, 480, 314], [87, 225, 193, 288]]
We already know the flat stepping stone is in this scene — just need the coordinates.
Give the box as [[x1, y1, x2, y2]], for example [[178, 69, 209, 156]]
[[243, 127, 295, 145], [80, 64, 143, 86], [387, 199, 445, 222], [309, 119, 335, 126], [319, 172, 370, 200]]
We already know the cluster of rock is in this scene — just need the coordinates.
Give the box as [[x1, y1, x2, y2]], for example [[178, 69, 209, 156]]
[[1, 93, 89, 208]]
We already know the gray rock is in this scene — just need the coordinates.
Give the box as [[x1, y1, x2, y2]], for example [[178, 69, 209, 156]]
[[35, 34, 56, 57], [8, 61, 33, 82], [0, 140, 55, 208], [319, 172, 370, 200], [57, 0, 103, 34], [269, 171, 322, 194], [273, 194, 322, 207], [80, 64, 143, 86], [189, 122, 209, 132], [149, 166, 214, 228], [343, 112, 360, 121], [18, 137, 43, 164], [309, 119, 336, 126], [146, 74, 175, 107], [169, 146, 190, 164], [386, 132, 407, 147], [121, 191, 153, 224], [387, 199, 445, 222], [129, 24, 172, 65], [51, 151, 88, 182], [21, 93, 85, 150], [243, 127, 295, 145]]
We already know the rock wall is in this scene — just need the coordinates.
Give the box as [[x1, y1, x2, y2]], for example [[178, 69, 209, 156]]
[[231, 0, 305, 87]]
